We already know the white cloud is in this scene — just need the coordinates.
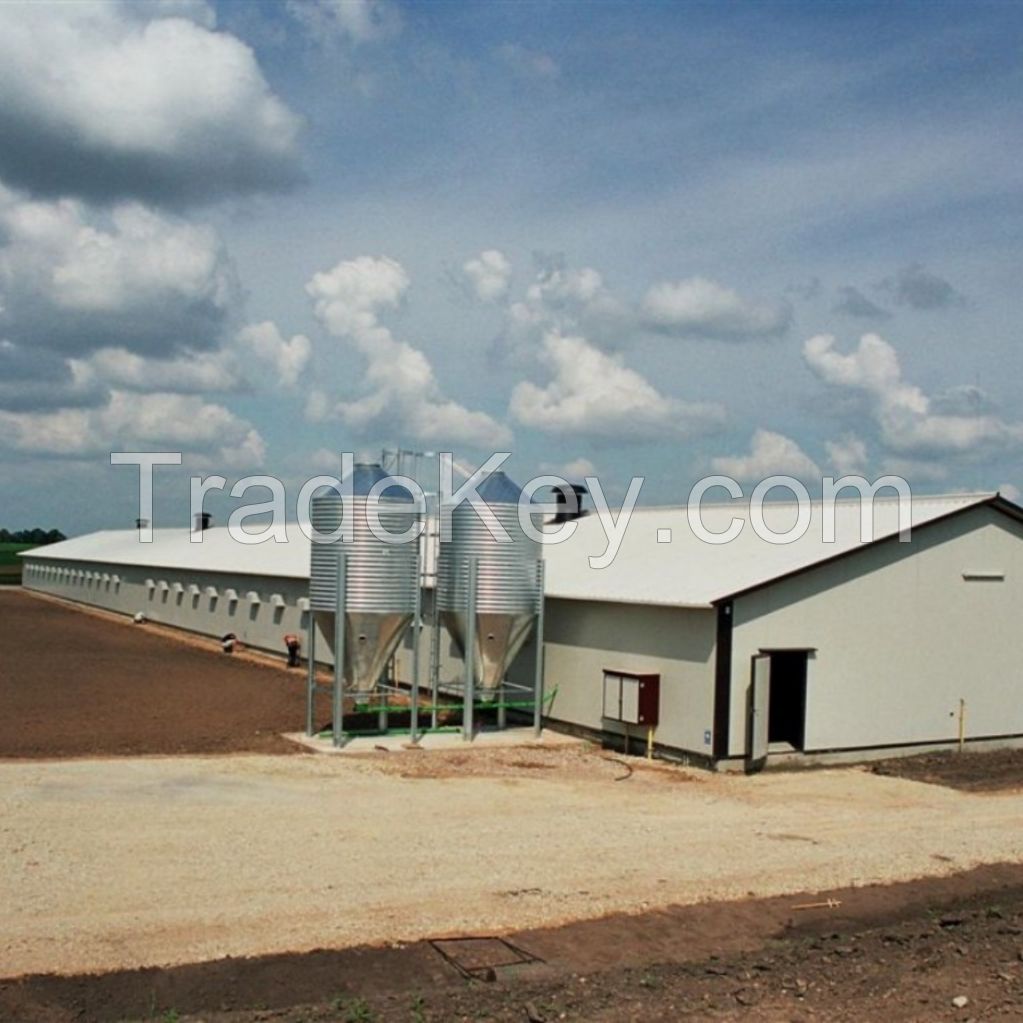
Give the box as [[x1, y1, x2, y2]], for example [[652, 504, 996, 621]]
[[824, 435, 869, 476], [498, 257, 631, 361], [235, 321, 312, 388], [509, 330, 724, 441], [803, 332, 1023, 456], [0, 1, 301, 204], [76, 347, 242, 394], [711, 428, 821, 481], [306, 256, 511, 446], [463, 250, 512, 303], [288, 0, 401, 44], [0, 390, 265, 468], [0, 190, 238, 358], [641, 277, 791, 340], [999, 483, 1021, 503], [0, 341, 109, 412]]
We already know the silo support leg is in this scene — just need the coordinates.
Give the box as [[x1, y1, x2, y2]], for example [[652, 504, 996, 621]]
[[305, 613, 317, 737], [463, 557, 478, 742], [533, 561, 546, 739], [410, 555, 422, 745], [333, 557, 347, 749]]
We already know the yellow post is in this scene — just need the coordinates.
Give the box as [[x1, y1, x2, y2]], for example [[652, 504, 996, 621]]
[[646, 726, 654, 760], [958, 699, 966, 752]]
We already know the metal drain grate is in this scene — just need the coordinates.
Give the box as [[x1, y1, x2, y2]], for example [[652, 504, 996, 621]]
[[430, 936, 542, 979]]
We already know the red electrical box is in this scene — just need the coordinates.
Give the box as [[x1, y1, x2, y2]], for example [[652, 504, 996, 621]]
[[601, 670, 660, 726]]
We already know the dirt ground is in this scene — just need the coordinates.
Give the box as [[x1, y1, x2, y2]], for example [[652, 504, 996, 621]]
[[5, 746, 1023, 982], [873, 747, 1023, 791], [4, 864, 1023, 1022], [6, 589, 1023, 1022], [0, 589, 322, 757]]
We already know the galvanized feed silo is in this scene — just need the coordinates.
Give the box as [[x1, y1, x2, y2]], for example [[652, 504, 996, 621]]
[[437, 471, 542, 693], [309, 463, 419, 695]]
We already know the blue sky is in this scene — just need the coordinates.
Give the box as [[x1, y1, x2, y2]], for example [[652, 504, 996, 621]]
[[0, 0, 1021, 533]]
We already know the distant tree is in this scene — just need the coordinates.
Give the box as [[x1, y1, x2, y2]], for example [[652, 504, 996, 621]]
[[0, 528, 66, 544]]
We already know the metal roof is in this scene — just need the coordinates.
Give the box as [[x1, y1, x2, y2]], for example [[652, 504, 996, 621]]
[[539, 492, 1003, 608], [21, 493, 1007, 609]]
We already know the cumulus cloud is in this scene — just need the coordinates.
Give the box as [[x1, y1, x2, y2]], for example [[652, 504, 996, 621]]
[[288, 0, 401, 44], [0, 2, 302, 205], [0, 342, 108, 412], [833, 285, 890, 320], [496, 256, 631, 361], [824, 435, 869, 476], [0, 190, 238, 358], [0, 390, 265, 468], [641, 277, 792, 341], [462, 250, 512, 303], [74, 347, 243, 395], [878, 264, 964, 310], [803, 332, 1023, 457], [235, 321, 312, 388], [711, 428, 821, 481], [306, 255, 510, 446], [509, 330, 724, 441]]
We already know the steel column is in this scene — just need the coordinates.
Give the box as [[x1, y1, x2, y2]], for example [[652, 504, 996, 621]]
[[305, 608, 317, 736], [332, 553, 348, 748], [533, 559, 546, 738], [463, 556, 478, 741], [410, 523, 423, 744]]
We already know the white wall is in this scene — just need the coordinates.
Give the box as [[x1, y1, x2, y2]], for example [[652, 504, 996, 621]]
[[541, 597, 717, 755], [729, 505, 1023, 756], [21, 558, 326, 662]]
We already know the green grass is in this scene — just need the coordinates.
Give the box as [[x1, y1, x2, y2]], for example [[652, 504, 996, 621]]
[[0, 543, 35, 584]]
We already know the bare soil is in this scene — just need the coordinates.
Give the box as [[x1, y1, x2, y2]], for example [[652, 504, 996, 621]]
[[0, 589, 321, 757], [872, 747, 1023, 792], [4, 863, 1023, 1022]]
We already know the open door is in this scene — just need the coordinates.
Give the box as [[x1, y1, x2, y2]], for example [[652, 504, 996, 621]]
[[748, 653, 771, 770]]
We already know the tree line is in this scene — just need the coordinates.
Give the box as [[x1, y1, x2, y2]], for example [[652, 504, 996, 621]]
[[0, 528, 66, 545]]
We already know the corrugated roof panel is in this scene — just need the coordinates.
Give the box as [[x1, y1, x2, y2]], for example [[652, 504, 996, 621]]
[[20, 493, 996, 609]]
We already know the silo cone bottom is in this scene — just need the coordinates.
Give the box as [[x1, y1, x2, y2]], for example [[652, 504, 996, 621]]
[[442, 610, 535, 693], [316, 610, 413, 695]]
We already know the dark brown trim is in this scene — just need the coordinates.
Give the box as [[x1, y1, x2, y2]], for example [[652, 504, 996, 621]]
[[712, 600, 733, 760], [720, 495, 1023, 604]]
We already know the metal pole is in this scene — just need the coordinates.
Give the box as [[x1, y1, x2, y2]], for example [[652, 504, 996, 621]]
[[333, 553, 347, 749], [305, 608, 317, 736], [497, 684, 507, 731], [533, 559, 546, 738], [429, 593, 440, 730], [429, 514, 441, 730], [410, 523, 422, 744], [463, 556, 478, 741]]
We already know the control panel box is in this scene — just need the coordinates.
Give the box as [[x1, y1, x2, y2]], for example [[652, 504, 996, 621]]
[[602, 670, 660, 726]]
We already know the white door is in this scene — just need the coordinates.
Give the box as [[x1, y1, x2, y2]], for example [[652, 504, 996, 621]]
[[749, 654, 771, 765]]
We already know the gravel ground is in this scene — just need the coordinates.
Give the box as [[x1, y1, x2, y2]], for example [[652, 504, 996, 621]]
[[4, 748, 1023, 980]]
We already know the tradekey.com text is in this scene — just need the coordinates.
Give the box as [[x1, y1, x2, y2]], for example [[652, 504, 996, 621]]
[[110, 451, 914, 568]]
